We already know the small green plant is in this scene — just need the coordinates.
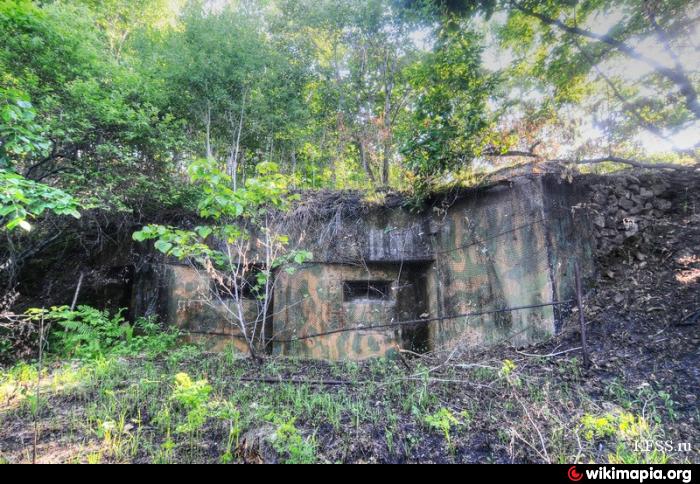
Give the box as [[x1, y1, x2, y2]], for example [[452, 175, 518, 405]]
[[500, 359, 516, 377], [0, 361, 41, 405], [581, 413, 618, 441], [581, 410, 652, 442], [500, 359, 521, 386], [166, 344, 202, 368], [657, 391, 677, 421], [212, 401, 243, 464], [86, 452, 102, 464], [385, 426, 395, 455], [156, 438, 176, 464], [609, 442, 669, 465], [22, 393, 48, 417], [267, 414, 317, 464], [97, 419, 119, 455], [580, 409, 666, 464], [125, 316, 180, 356], [152, 405, 176, 464], [557, 357, 583, 381], [606, 378, 632, 407], [95, 412, 138, 461], [171, 372, 212, 435], [424, 407, 469, 452]]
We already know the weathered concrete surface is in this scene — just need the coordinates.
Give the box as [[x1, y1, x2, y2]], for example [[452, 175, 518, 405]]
[[272, 264, 413, 360], [134, 173, 600, 360], [273, 174, 595, 357], [134, 264, 256, 355], [541, 176, 596, 329], [279, 202, 434, 264], [428, 178, 557, 350]]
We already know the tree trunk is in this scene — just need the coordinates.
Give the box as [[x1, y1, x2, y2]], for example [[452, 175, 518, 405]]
[[356, 137, 375, 183], [381, 52, 397, 186], [205, 101, 213, 160], [228, 90, 247, 190]]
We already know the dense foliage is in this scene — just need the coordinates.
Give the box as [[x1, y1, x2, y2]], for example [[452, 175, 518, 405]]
[[0, 0, 697, 311], [17, 305, 178, 360], [1, 0, 696, 204], [0, 0, 697, 464]]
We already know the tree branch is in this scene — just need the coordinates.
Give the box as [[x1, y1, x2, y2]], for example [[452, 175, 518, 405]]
[[510, 1, 700, 120], [550, 156, 699, 171], [485, 149, 698, 171], [572, 38, 676, 145], [485, 149, 540, 158]]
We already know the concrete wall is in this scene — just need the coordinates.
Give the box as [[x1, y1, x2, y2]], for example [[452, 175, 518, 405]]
[[541, 176, 596, 328], [429, 178, 557, 350], [135, 174, 597, 360], [133, 264, 256, 354], [272, 264, 402, 360]]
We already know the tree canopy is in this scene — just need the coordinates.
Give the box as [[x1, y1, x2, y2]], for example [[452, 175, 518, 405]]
[[0, 0, 697, 231]]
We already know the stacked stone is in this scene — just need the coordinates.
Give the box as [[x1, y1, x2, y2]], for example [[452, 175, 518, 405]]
[[587, 173, 674, 255]]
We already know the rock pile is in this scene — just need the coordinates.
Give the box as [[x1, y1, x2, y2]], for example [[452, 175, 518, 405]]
[[585, 172, 692, 255]]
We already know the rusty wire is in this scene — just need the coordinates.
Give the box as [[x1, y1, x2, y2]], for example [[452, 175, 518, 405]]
[[271, 299, 574, 344]]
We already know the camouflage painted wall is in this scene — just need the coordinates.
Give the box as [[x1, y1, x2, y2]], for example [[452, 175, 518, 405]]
[[136, 174, 595, 360], [541, 176, 597, 329], [272, 264, 421, 360], [159, 264, 257, 354], [429, 178, 559, 351], [272, 175, 592, 358]]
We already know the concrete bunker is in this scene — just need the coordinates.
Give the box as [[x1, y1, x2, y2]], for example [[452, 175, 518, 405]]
[[133, 173, 595, 360], [273, 261, 435, 359]]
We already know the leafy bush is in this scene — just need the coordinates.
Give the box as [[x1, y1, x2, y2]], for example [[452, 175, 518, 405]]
[[0, 169, 81, 231], [266, 413, 317, 464], [170, 372, 212, 435], [0, 87, 81, 231], [25, 305, 178, 360]]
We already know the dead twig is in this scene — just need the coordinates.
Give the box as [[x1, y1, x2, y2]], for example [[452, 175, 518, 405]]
[[511, 388, 551, 463], [516, 346, 582, 358], [238, 376, 354, 386], [32, 310, 45, 465], [69, 271, 85, 312]]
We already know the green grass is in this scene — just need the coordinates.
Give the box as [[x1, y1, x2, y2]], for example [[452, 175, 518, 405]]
[[0, 348, 695, 464]]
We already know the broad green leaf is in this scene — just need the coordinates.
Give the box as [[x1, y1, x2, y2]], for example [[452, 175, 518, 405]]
[[154, 240, 174, 254]]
